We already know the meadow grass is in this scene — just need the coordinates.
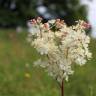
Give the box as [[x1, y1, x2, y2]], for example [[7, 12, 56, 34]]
[[0, 29, 96, 96]]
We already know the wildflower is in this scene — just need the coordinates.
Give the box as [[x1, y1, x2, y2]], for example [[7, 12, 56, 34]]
[[27, 18, 92, 83]]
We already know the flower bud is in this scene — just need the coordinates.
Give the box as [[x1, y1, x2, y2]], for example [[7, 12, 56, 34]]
[[37, 17, 42, 23], [82, 22, 91, 29]]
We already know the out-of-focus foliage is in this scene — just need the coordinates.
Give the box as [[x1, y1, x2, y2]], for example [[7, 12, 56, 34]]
[[0, 0, 87, 26], [0, 0, 37, 27], [43, 0, 87, 25]]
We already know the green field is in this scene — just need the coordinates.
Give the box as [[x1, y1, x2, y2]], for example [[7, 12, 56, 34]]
[[0, 29, 96, 96]]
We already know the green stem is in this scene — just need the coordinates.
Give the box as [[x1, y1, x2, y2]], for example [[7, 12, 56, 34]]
[[61, 80, 64, 96]]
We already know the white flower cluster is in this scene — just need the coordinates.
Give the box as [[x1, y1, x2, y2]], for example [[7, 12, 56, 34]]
[[27, 17, 92, 83]]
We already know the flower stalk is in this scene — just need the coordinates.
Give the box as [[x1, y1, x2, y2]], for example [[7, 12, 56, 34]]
[[27, 17, 92, 96], [61, 79, 64, 96]]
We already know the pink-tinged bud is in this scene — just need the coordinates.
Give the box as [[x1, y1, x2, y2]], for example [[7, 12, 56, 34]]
[[60, 20, 64, 24], [56, 24, 62, 28], [44, 23, 49, 29], [82, 22, 91, 29], [32, 19, 37, 24], [29, 19, 37, 25], [56, 19, 61, 23], [37, 17, 42, 22]]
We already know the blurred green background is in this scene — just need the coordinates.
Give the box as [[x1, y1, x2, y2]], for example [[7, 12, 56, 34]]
[[0, 0, 96, 96], [0, 0, 87, 27]]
